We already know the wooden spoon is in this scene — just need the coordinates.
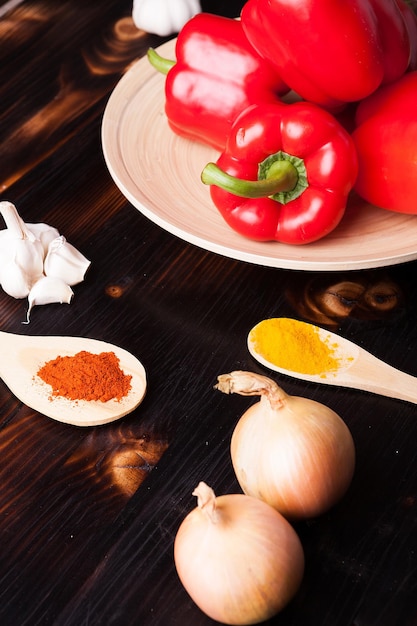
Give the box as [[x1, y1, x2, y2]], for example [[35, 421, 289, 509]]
[[248, 318, 417, 404], [0, 331, 147, 426]]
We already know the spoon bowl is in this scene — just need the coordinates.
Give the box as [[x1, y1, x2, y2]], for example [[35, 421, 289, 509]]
[[0, 331, 147, 426], [248, 318, 417, 404]]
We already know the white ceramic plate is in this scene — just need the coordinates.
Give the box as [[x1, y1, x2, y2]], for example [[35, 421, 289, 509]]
[[102, 39, 417, 271]]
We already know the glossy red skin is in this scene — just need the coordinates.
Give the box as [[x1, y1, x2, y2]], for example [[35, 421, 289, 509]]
[[367, 0, 411, 83], [395, 0, 417, 71], [210, 103, 358, 245], [241, 0, 410, 110], [353, 72, 417, 214], [355, 70, 417, 125], [164, 13, 288, 151]]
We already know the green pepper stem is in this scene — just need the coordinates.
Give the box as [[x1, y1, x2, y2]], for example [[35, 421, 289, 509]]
[[147, 48, 175, 75], [201, 160, 299, 199]]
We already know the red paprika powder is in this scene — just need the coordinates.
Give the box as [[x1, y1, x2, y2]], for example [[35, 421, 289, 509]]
[[37, 351, 132, 402]]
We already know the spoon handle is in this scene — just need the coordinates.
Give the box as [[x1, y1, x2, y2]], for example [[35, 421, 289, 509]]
[[345, 350, 417, 404]]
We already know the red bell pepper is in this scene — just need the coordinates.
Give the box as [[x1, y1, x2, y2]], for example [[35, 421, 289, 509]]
[[396, 0, 417, 71], [147, 13, 288, 151], [201, 102, 358, 245], [352, 72, 417, 214], [241, 0, 411, 110]]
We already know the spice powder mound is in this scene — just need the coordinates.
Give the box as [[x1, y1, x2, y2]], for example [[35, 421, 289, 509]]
[[250, 318, 341, 376], [37, 350, 132, 402]]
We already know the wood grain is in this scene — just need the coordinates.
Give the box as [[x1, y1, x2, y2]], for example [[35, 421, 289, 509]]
[[0, 1, 416, 625]]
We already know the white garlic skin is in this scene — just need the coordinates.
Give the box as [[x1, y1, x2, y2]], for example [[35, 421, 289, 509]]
[[0, 201, 90, 321], [43, 235, 90, 286], [25, 276, 74, 323], [1, 260, 34, 299], [0, 237, 44, 298], [26, 223, 60, 255], [132, 0, 201, 36]]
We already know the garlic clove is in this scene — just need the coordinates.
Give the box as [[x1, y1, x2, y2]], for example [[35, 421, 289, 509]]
[[13, 237, 45, 279], [0, 230, 14, 267], [43, 235, 90, 286], [0, 202, 45, 290], [27, 223, 60, 256], [25, 276, 74, 323], [0, 259, 34, 299], [0, 239, 44, 299]]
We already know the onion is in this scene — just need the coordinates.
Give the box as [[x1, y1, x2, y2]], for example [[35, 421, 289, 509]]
[[215, 371, 355, 520], [174, 482, 304, 625]]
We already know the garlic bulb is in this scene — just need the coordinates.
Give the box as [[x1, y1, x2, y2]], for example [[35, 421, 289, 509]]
[[132, 0, 201, 36], [0, 202, 44, 298], [174, 482, 304, 625], [25, 277, 74, 324], [0, 201, 90, 321]]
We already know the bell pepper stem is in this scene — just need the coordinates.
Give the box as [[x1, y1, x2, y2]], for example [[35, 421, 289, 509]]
[[147, 48, 176, 75], [201, 159, 299, 199]]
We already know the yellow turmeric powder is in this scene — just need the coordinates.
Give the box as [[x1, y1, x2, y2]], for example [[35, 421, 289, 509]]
[[249, 318, 340, 375]]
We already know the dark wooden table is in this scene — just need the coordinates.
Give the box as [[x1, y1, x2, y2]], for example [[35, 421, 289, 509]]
[[0, 1, 416, 624]]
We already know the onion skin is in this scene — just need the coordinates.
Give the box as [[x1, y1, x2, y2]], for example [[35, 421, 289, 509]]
[[217, 371, 356, 520], [174, 482, 304, 625]]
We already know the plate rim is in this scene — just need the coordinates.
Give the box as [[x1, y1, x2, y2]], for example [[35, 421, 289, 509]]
[[102, 39, 417, 272]]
